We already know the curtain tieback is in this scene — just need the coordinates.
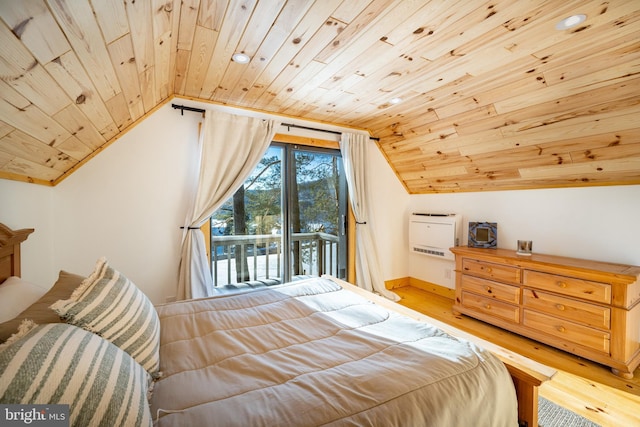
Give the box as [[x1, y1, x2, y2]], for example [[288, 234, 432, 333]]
[[180, 226, 201, 230], [355, 221, 367, 225]]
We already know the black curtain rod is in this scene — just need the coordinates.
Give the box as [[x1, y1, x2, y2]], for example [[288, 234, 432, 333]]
[[171, 103, 379, 141]]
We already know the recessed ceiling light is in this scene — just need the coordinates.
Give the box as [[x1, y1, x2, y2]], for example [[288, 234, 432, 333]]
[[555, 14, 586, 30], [389, 97, 403, 104], [232, 53, 250, 64]]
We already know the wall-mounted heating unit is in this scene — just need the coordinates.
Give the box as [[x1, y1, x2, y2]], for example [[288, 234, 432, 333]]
[[409, 213, 461, 260]]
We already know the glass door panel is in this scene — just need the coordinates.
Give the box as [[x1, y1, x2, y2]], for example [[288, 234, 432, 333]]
[[210, 146, 283, 286], [209, 143, 347, 288], [288, 146, 347, 281]]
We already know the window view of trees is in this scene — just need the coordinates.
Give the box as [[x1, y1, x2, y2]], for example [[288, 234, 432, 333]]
[[209, 144, 347, 286]]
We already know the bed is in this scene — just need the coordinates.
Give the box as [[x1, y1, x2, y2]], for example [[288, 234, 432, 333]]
[[0, 223, 554, 426]]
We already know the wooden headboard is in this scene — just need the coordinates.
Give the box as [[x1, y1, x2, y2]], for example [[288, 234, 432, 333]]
[[0, 223, 34, 282]]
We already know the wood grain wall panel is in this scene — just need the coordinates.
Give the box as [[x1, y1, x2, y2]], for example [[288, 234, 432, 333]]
[[53, 104, 106, 151], [571, 142, 640, 164], [199, 0, 257, 100], [124, 0, 157, 112], [90, 0, 130, 44], [494, 63, 640, 114], [184, 25, 217, 98], [520, 158, 640, 180], [176, 0, 200, 51], [228, 0, 317, 106], [47, 0, 121, 101], [124, 0, 154, 75], [291, 0, 410, 97], [276, 60, 326, 113], [324, 0, 367, 23], [1, 157, 62, 182], [0, 121, 13, 140], [104, 93, 133, 132], [499, 107, 640, 141], [456, 81, 640, 137], [43, 51, 116, 132], [0, 80, 71, 147], [319, 39, 419, 96], [242, 0, 345, 107], [542, 40, 640, 87], [196, 0, 227, 30], [6, 64, 70, 116], [406, 0, 513, 61], [213, 0, 287, 104], [55, 135, 92, 162], [313, 0, 399, 64], [0, 0, 70, 64], [435, 75, 547, 122], [0, 21, 39, 81], [107, 35, 145, 121], [152, 0, 180, 102], [252, 16, 347, 111], [0, 0, 638, 190], [99, 122, 120, 143], [173, 49, 191, 96], [0, 130, 77, 171], [139, 67, 157, 113], [0, 150, 11, 169]]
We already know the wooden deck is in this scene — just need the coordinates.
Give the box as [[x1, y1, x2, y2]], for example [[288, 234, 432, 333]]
[[394, 285, 640, 427]]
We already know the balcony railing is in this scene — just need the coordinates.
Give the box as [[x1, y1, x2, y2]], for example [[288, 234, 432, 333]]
[[210, 232, 340, 287]]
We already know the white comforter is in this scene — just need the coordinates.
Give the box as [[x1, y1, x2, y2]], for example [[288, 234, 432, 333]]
[[151, 277, 518, 426]]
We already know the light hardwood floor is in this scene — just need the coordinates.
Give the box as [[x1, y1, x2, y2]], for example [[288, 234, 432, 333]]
[[393, 285, 640, 427]]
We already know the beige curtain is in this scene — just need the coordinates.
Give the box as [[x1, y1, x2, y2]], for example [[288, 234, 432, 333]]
[[340, 133, 399, 301], [177, 111, 280, 300]]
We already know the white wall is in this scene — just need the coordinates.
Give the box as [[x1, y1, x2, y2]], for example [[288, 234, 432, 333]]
[[366, 145, 410, 280], [0, 180, 55, 287], [408, 185, 640, 289], [52, 104, 201, 304]]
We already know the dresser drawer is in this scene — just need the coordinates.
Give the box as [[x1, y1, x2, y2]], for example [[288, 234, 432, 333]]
[[461, 291, 519, 323], [523, 310, 610, 354], [461, 275, 520, 304], [523, 289, 610, 330], [462, 259, 521, 284], [523, 271, 611, 304]]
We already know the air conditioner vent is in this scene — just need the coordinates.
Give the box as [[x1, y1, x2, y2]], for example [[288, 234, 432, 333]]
[[409, 213, 461, 260], [412, 247, 445, 257]]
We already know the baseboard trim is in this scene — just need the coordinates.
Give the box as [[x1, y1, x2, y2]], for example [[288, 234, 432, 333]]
[[385, 277, 455, 300], [384, 277, 410, 289]]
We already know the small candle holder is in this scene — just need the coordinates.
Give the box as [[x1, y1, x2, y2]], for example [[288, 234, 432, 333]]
[[517, 240, 532, 256]]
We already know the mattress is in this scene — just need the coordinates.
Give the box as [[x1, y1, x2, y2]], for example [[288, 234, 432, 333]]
[[151, 277, 518, 426]]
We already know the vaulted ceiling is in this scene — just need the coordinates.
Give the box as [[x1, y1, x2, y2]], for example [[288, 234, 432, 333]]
[[0, 0, 638, 192]]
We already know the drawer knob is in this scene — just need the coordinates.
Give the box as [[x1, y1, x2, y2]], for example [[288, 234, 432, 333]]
[[556, 304, 565, 311], [485, 285, 492, 293], [557, 326, 566, 333], [485, 267, 493, 273], [557, 281, 567, 288], [484, 304, 492, 310]]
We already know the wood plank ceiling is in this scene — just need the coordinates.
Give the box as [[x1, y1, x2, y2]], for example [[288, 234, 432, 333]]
[[0, 0, 638, 193]]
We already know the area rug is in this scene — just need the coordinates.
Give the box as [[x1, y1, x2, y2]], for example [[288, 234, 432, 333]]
[[538, 396, 601, 427]]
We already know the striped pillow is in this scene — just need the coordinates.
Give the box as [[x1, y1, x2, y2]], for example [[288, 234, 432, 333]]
[[51, 258, 160, 378], [0, 322, 153, 427]]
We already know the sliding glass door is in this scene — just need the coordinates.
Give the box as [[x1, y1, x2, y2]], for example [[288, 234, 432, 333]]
[[209, 143, 348, 286]]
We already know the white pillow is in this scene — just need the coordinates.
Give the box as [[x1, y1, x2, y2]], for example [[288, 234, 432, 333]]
[[0, 277, 47, 323]]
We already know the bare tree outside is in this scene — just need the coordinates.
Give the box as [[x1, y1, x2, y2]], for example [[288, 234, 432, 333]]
[[210, 145, 346, 286]]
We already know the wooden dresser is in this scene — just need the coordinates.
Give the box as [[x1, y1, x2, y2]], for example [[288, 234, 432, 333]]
[[451, 247, 640, 378]]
